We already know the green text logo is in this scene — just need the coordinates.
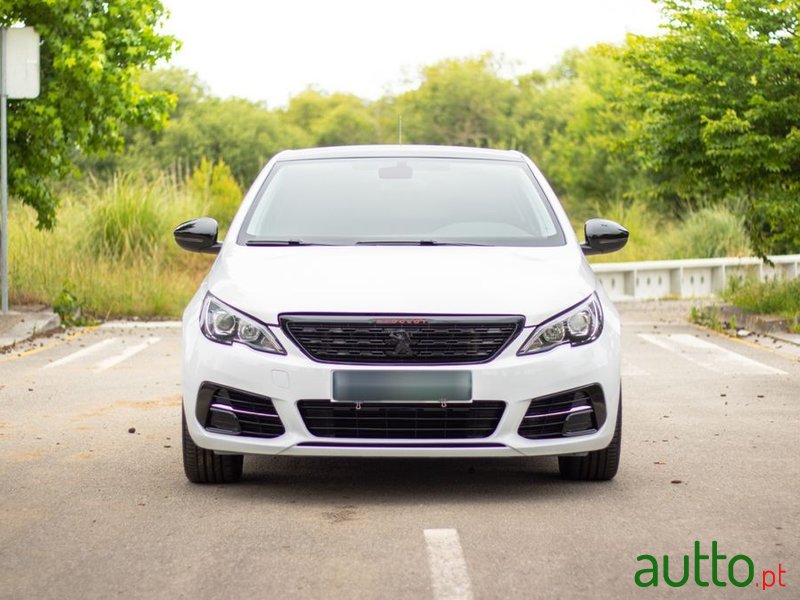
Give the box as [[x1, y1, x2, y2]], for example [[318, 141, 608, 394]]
[[635, 541, 787, 590]]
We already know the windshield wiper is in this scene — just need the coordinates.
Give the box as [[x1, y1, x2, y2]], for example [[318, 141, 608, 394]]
[[355, 240, 489, 246], [245, 239, 323, 246], [247, 239, 489, 246]]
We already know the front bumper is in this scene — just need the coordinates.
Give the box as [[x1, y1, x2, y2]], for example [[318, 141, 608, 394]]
[[181, 306, 621, 458]]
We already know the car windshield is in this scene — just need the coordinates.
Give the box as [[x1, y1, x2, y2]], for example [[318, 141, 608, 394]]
[[238, 157, 565, 246]]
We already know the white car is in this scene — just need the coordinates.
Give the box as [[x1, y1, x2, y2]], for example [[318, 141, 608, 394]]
[[174, 145, 628, 483]]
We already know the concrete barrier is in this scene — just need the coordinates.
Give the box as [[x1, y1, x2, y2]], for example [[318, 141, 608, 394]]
[[591, 255, 800, 301]]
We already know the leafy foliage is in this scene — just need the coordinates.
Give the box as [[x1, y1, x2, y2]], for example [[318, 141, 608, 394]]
[[1, 0, 178, 228], [285, 89, 379, 146], [146, 97, 310, 184], [53, 286, 95, 326], [625, 0, 800, 256], [397, 55, 517, 147], [514, 47, 645, 211]]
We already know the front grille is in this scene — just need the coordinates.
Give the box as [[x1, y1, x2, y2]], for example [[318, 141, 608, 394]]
[[298, 400, 506, 439], [199, 384, 285, 438], [518, 384, 605, 439], [282, 315, 523, 364]]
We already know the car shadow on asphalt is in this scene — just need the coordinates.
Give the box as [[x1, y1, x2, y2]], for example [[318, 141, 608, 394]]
[[214, 456, 618, 504]]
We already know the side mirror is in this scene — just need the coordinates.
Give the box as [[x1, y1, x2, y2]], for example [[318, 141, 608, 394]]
[[174, 217, 222, 254], [581, 218, 629, 256]]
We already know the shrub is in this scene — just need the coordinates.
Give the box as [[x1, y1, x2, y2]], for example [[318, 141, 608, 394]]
[[53, 286, 96, 326], [672, 206, 751, 259]]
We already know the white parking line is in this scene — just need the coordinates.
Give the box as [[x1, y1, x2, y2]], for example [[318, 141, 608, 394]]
[[638, 333, 787, 376], [622, 359, 649, 377], [424, 529, 474, 600], [42, 337, 119, 370], [101, 321, 181, 329], [93, 337, 161, 372]]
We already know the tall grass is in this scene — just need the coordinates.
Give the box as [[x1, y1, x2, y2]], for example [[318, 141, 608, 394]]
[[86, 174, 175, 259], [9, 164, 241, 319]]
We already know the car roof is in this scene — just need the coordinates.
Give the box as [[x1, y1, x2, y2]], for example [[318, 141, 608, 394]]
[[273, 145, 526, 162]]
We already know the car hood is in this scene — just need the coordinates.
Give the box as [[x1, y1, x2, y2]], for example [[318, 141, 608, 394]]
[[208, 245, 596, 326]]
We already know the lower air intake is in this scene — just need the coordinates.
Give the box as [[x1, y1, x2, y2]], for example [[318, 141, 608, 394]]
[[197, 383, 285, 438], [518, 384, 605, 439], [298, 400, 506, 439]]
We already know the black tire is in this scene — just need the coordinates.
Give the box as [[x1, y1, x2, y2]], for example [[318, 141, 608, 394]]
[[182, 407, 243, 484], [558, 396, 621, 481]]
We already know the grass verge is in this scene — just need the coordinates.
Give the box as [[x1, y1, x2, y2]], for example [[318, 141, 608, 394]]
[[723, 278, 800, 333]]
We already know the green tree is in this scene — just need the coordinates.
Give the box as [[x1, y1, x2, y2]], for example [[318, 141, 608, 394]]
[[625, 0, 800, 256], [513, 68, 572, 168], [139, 67, 207, 119], [1, 0, 179, 228], [151, 98, 310, 184], [397, 54, 517, 147], [284, 89, 378, 146], [82, 67, 207, 176], [514, 47, 645, 215]]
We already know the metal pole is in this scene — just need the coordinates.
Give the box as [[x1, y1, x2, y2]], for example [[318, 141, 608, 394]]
[[0, 28, 7, 314]]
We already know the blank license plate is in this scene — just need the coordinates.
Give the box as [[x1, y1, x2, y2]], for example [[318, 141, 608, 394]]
[[332, 370, 472, 402]]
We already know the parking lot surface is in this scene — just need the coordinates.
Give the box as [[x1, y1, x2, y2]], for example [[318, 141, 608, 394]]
[[1, 307, 798, 599]]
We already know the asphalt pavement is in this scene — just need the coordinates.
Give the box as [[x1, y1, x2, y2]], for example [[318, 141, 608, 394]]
[[0, 306, 798, 599]]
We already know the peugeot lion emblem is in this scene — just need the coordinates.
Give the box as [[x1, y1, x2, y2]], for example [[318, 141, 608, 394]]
[[388, 330, 414, 356]]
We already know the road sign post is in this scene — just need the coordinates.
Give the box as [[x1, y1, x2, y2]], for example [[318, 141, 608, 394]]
[[1, 28, 7, 313], [0, 26, 40, 314]]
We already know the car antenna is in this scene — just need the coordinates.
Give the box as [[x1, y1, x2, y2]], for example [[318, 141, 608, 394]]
[[398, 115, 403, 144]]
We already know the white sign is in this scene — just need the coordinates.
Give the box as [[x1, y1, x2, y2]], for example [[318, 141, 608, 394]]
[[4, 27, 40, 99]]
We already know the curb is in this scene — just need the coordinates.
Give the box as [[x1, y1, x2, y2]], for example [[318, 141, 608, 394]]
[[713, 305, 800, 347], [0, 311, 62, 351]]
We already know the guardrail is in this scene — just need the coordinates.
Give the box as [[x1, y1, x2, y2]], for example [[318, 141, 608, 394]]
[[591, 255, 800, 301]]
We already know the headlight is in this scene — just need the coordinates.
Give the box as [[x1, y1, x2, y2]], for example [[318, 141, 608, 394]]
[[518, 293, 603, 355], [201, 293, 286, 354]]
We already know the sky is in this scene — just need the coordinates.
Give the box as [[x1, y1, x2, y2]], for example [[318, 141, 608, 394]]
[[161, 0, 664, 107]]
